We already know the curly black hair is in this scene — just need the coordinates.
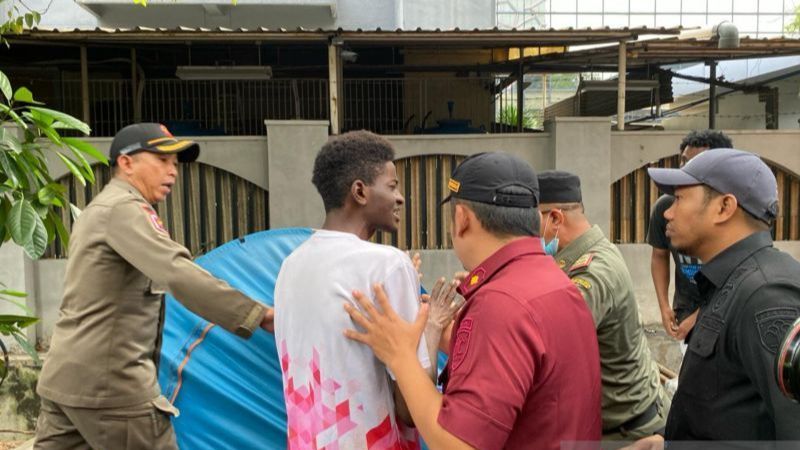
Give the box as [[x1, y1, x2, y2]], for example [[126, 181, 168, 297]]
[[312, 130, 395, 212], [679, 130, 733, 151]]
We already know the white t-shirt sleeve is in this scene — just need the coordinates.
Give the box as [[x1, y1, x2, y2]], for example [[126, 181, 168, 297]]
[[381, 258, 431, 378]]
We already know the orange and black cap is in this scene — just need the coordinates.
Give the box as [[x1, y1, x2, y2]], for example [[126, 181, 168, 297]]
[[110, 123, 199, 166], [441, 152, 539, 208]]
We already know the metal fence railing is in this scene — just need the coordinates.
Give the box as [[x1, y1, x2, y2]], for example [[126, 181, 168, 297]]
[[47, 76, 538, 136]]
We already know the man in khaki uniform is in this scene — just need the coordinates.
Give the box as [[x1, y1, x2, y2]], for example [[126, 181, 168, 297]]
[[34, 123, 273, 450], [538, 170, 669, 440]]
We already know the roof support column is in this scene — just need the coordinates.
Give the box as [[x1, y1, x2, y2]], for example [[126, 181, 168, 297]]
[[328, 41, 343, 135], [616, 40, 626, 131], [707, 60, 717, 129], [80, 45, 90, 125]]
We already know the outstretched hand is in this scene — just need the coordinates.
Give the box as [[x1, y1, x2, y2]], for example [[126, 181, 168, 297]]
[[260, 306, 275, 333], [426, 277, 464, 331], [343, 283, 429, 370]]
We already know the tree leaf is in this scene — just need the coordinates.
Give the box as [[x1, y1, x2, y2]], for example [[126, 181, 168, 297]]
[[0, 151, 20, 187], [0, 289, 26, 297], [0, 315, 37, 328], [6, 198, 36, 245], [48, 209, 69, 249], [27, 107, 90, 135], [63, 138, 108, 165], [12, 331, 40, 363], [69, 203, 82, 221], [0, 197, 9, 243], [55, 152, 85, 186], [12, 87, 42, 104], [37, 183, 65, 206], [22, 211, 47, 259], [64, 140, 95, 184], [0, 70, 11, 102]]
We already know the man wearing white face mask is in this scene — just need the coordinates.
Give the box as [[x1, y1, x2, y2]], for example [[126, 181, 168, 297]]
[[538, 170, 669, 441]]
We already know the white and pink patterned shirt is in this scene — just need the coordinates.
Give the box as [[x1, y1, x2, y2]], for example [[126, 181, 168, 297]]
[[275, 230, 430, 450]]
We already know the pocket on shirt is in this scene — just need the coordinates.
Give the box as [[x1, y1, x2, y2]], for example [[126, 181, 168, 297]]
[[682, 322, 721, 400]]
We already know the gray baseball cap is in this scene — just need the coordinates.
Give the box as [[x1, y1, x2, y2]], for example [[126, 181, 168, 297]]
[[647, 148, 778, 224]]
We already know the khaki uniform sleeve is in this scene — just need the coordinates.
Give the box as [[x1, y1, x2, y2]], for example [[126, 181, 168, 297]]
[[569, 269, 611, 328], [106, 199, 264, 339]]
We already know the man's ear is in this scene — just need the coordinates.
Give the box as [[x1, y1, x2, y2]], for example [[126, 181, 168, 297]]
[[454, 203, 471, 239], [351, 179, 368, 206], [715, 193, 739, 225], [116, 155, 134, 176]]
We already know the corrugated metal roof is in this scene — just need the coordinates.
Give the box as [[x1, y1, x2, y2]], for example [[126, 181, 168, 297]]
[[17, 26, 683, 46], [522, 36, 800, 69]]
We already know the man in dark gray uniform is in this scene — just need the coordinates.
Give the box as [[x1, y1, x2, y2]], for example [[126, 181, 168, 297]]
[[633, 149, 800, 446], [34, 123, 274, 450]]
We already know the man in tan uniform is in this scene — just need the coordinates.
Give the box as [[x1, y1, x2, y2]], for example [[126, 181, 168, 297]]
[[538, 170, 669, 440], [34, 123, 273, 449]]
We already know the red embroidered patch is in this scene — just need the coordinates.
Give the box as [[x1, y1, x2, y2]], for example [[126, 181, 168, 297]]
[[142, 205, 168, 234], [450, 318, 473, 372]]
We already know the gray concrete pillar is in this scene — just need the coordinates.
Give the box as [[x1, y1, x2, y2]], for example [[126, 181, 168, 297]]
[[551, 117, 612, 235], [265, 120, 329, 229]]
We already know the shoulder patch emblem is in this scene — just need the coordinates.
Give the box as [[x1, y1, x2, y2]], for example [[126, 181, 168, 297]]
[[572, 277, 592, 290], [569, 253, 594, 273], [141, 204, 168, 235], [450, 318, 473, 372], [755, 307, 800, 354]]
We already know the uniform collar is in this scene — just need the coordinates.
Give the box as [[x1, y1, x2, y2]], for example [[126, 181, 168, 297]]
[[457, 237, 544, 298], [696, 231, 773, 290], [108, 178, 149, 205], [554, 224, 604, 272]]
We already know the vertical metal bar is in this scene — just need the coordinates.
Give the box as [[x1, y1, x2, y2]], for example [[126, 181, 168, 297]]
[[131, 48, 139, 123], [617, 40, 627, 131], [80, 46, 90, 125], [517, 51, 524, 131]]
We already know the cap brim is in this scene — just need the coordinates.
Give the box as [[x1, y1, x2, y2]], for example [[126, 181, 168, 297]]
[[147, 140, 200, 163], [647, 167, 702, 195]]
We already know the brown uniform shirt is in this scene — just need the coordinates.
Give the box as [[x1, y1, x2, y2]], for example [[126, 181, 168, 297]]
[[37, 178, 265, 409]]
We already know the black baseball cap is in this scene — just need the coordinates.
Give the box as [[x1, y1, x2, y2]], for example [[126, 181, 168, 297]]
[[109, 123, 200, 166], [648, 148, 778, 224], [442, 152, 539, 208], [538, 170, 582, 204]]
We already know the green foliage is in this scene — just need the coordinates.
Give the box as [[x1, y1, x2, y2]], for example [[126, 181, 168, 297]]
[[788, 5, 800, 33], [498, 104, 542, 129], [0, 0, 41, 47], [0, 68, 107, 367]]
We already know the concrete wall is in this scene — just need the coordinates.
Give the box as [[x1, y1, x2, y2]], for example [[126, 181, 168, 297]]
[[48, 136, 270, 190], [610, 129, 800, 182], [663, 76, 800, 131], [265, 120, 328, 228]]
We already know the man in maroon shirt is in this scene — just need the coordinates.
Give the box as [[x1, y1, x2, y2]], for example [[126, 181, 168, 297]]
[[344, 152, 602, 450]]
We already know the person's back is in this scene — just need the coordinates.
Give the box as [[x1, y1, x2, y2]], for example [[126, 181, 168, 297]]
[[275, 231, 426, 449], [468, 241, 602, 449]]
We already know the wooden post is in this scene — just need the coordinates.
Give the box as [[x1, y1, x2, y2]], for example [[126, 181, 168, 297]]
[[80, 45, 90, 125], [328, 43, 343, 134], [617, 41, 626, 131]]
